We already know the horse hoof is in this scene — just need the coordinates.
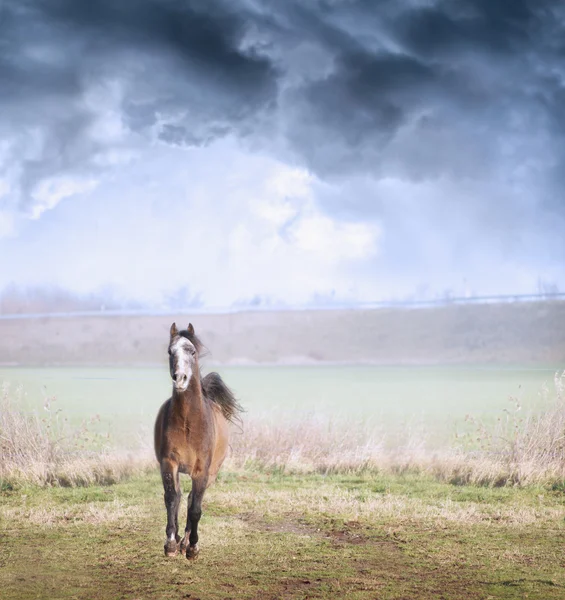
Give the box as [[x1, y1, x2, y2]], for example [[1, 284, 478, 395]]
[[164, 541, 179, 557], [180, 539, 188, 554], [186, 544, 200, 560]]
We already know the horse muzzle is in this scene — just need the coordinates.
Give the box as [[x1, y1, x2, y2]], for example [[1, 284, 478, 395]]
[[173, 373, 189, 391]]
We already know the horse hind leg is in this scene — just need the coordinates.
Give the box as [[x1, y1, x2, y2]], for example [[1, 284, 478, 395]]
[[161, 459, 182, 557]]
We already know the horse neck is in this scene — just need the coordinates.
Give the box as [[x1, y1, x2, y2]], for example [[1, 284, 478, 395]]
[[172, 361, 203, 416]]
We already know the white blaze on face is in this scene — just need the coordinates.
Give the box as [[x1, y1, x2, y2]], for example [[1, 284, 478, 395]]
[[170, 336, 196, 391]]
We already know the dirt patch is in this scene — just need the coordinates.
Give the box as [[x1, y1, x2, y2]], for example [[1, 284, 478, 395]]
[[236, 510, 404, 554], [237, 511, 321, 537], [327, 518, 370, 546], [250, 577, 330, 600], [233, 512, 495, 599]]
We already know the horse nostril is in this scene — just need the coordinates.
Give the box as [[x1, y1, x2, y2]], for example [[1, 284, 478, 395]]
[[172, 374, 177, 382]]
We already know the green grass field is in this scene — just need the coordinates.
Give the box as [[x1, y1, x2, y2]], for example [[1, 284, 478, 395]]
[[0, 365, 559, 440], [2, 471, 565, 599]]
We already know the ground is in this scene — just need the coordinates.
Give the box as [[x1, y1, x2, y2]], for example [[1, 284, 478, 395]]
[[1, 471, 564, 599]]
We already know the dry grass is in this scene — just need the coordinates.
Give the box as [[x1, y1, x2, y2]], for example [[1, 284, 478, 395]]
[[226, 371, 565, 487], [0, 498, 145, 527], [214, 483, 562, 527], [1, 373, 565, 488], [440, 370, 565, 486], [0, 382, 153, 487], [1, 454, 154, 488]]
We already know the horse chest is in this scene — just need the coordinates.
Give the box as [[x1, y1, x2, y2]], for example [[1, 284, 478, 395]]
[[166, 428, 212, 472]]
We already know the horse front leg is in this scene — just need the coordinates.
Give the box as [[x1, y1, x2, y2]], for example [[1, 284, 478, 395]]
[[161, 459, 181, 557], [179, 490, 192, 554], [184, 476, 207, 560]]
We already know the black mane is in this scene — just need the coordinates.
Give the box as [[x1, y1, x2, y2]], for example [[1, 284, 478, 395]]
[[175, 327, 242, 422]]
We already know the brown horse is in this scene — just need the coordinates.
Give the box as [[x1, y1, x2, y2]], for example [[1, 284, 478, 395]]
[[154, 322, 241, 559]]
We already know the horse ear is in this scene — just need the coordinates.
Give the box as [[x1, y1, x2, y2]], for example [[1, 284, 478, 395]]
[[170, 322, 178, 338], [187, 323, 195, 336]]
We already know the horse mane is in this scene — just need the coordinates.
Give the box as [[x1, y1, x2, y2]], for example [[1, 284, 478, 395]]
[[176, 327, 242, 422], [178, 328, 205, 356], [201, 372, 243, 424]]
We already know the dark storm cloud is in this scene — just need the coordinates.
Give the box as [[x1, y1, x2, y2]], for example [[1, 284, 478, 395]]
[[279, 0, 559, 177], [1, 0, 564, 239], [396, 0, 545, 57], [0, 0, 277, 210], [269, 0, 565, 259], [44, 0, 278, 124]]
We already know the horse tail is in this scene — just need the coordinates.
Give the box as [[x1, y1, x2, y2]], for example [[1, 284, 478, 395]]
[[201, 372, 243, 424]]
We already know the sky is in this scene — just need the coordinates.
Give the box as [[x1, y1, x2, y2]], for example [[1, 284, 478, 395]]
[[0, 0, 564, 309]]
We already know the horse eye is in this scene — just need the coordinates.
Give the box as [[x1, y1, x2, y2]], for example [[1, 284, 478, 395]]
[[168, 349, 172, 356]]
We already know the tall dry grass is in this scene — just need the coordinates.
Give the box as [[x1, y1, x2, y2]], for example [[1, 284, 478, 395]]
[[0, 383, 152, 487], [226, 371, 565, 487], [446, 370, 565, 486], [1, 372, 564, 488]]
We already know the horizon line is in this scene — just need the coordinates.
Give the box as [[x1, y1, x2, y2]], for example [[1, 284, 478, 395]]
[[1, 292, 564, 321]]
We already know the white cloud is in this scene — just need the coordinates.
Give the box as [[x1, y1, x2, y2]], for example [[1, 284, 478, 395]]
[[0, 138, 383, 307], [0, 133, 560, 308], [30, 176, 99, 219], [292, 214, 379, 260]]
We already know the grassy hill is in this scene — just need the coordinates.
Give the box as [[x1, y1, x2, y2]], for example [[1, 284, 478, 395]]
[[0, 300, 564, 366]]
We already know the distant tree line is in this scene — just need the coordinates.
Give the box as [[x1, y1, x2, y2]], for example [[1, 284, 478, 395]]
[[0, 285, 125, 315], [0, 285, 202, 315], [0, 281, 562, 316]]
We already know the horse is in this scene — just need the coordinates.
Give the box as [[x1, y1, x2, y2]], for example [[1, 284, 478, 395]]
[[154, 322, 242, 559]]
